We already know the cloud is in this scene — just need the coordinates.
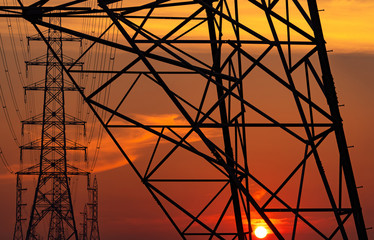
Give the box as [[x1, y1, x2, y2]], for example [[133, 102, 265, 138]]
[[91, 113, 220, 173], [253, 188, 267, 201], [0, 113, 220, 175]]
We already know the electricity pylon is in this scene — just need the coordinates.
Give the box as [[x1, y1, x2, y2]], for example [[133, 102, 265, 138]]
[[88, 176, 100, 240], [80, 176, 100, 240], [2, 0, 368, 239], [13, 174, 26, 240], [13, 11, 89, 240]]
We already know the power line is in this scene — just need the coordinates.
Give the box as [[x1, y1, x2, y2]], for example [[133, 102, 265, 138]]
[[0, 147, 13, 174], [0, 35, 20, 146], [0, 33, 23, 121]]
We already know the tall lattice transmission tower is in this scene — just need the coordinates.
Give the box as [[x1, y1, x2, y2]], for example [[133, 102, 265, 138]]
[[1, 0, 368, 239], [11, 9, 100, 240]]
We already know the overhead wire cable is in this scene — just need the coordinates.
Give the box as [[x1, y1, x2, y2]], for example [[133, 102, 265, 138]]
[[0, 73, 20, 146], [82, 7, 106, 169], [3, 2, 34, 149], [0, 147, 13, 173], [73, 0, 98, 167], [75, 0, 120, 170], [87, 10, 106, 145], [3, 0, 26, 87], [72, 7, 90, 151], [10, 0, 37, 146], [82, 0, 97, 169], [73, 1, 110, 169], [91, 14, 115, 171], [76, 0, 93, 137], [0, 34, 20, 147], [83, 2, 100, 129], [91, 4, 120, 171], [0, 33, 23, 121]]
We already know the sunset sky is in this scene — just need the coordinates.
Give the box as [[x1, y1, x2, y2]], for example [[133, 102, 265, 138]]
[[0, 0, 373, 239]]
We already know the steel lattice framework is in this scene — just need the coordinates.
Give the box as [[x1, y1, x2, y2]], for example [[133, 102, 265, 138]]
[[1, 0, 367, 239], [24, 15, 79, 239], [13, 11, 89, 240], [88, 176, 100, 240], [13, 174, 26, 240]]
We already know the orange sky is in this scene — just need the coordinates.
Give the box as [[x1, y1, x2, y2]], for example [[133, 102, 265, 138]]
[[0, 0, 373, 239]]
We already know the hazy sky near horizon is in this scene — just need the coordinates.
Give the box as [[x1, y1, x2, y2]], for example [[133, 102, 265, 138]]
[[0, 0, 373, 239]]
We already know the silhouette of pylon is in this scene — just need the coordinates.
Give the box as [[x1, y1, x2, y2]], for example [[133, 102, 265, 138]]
[[12, 0, 368, 239]]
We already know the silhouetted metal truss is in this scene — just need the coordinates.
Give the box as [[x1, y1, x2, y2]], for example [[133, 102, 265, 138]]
[[24, 15, 80, 239], [13, 174, 26, 240], [79, 176, 100, 240], [80, 205, 88, 240], [12, 13, 88, 240], [1, 0, 368, 239], [88, 176, 100, 240]]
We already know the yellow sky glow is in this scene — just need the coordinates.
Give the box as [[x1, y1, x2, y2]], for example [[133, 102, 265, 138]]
[[320, 0, 374, 53]]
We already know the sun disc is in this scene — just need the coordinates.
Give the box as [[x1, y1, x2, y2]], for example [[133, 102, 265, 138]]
[[254, 226, 268, 239]]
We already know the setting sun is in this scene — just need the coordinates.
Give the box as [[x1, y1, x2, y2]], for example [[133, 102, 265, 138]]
[[254, 226, 268, 239]]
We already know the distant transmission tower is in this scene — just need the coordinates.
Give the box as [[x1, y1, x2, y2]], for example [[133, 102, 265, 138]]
[[13, 174, 26, 240], [2, 0, 368, 239], [13, 10, 91, 240], [88, 176, 100, 240], [80, 204, 88, 240], [80, 176, 100, 240]]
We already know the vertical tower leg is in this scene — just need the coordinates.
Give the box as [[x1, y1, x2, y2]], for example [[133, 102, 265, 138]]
[[308, 1, 368, 239], [205, 4, 245, 239]]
